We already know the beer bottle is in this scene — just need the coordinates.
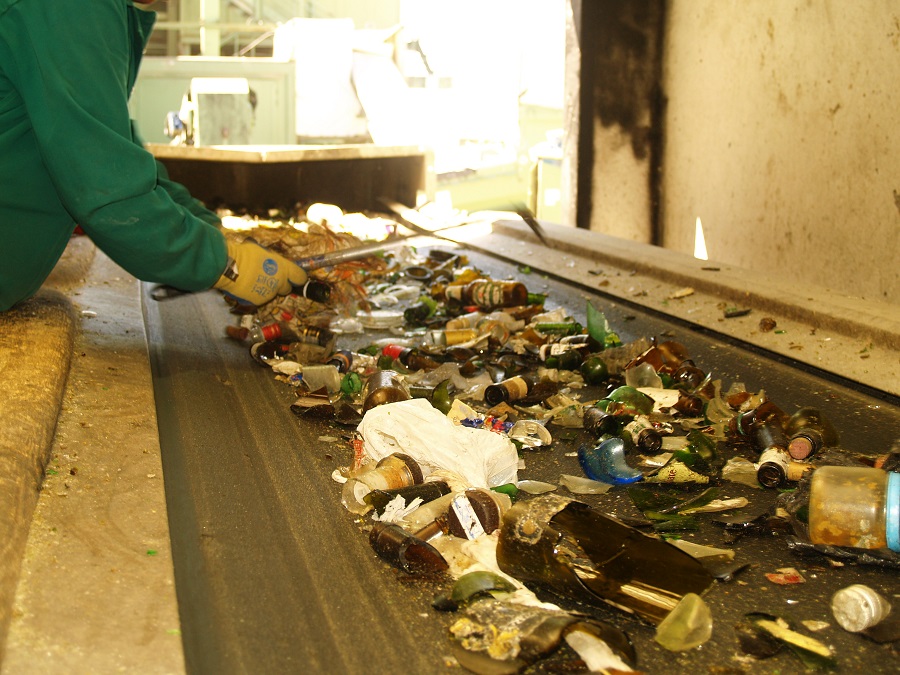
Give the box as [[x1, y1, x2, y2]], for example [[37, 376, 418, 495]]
[[248, 320, 336, 353], [784, 407, 840, 460], [446, 279, 528, 309], [327, 350, 376, 374], [381, 344, 441, 371], [583, 400, 621, 436], [364, 480, 452, 516], [622, 415, 663, 454], [297, 278, 332, 304], [484, 375, 535, 406], [362, 370, 411, 412]]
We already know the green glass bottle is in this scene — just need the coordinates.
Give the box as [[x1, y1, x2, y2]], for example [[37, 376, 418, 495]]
[[606, 385, 655, 416]]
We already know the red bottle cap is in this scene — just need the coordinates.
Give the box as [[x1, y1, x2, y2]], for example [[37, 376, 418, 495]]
[[261, 323, 282, 341], [381, 344, 406, 360]]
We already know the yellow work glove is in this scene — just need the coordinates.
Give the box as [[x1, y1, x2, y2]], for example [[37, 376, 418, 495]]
[[214, 238, 308, 307]]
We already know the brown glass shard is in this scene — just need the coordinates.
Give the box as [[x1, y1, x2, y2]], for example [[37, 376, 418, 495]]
[[496, 495, 714, 624]]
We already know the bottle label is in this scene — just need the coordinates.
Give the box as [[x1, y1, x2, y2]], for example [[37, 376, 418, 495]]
[[444, 329, 478, 345], [756, 448, 790, 487], [446, 312, 483, 330], [758, 448, 790, 469], [646, 461, 710, 484], [503, 376, 530, 401], [470, 282, 505, 308], [445, 285, 465, 303], [786, 460, 813, 482], [450, 494, 485, 540], [260, 322, 282, 341], [624, 415, 653, 443], [546, 343, 574, 357]]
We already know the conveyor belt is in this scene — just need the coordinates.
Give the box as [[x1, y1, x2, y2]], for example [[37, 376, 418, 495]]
[[142, 240, 899, 674]]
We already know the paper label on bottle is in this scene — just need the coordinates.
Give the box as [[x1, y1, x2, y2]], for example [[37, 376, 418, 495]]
[[446, 312, 483, 330], [786, 460, 813, 481], [504, 376, 530, 400], [445, 285, 465, 302], [646, 461, 710, 484], [624, 416, 653, 441], [450, 494, 485, 540], [445, 329, 478, 345], [758, 448, 790, 471], [470, 282, 504, 308]]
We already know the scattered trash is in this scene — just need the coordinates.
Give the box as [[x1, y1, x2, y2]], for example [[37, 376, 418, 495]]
[[448, 598, 636, 675], [208, 207, 896, 672], [808, 465, 900, 551], [558, 473, 612, 495], [357, 399, 519, 489], [513, 479, 556, 495], [369, 521, 448, 574], [724, 306, 752, 318], [495, 494, 714, 624], [669, 287, 695, 300], [578, 437, 643, 485], [743, 612, 836, 671], [441, 570, 518, 609], [831, 584, 892, 633], [765, 567, 806, 585], [654, 592, 712, 651]]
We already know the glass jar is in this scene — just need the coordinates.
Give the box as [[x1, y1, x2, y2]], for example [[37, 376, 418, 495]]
[[808, 466, 900, 551]]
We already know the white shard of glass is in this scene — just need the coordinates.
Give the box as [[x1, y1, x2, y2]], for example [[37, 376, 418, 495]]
[[565, 630, 634, 672]]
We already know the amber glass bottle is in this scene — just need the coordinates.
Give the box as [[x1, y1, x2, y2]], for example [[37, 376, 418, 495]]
[[784, 407, 840, 460], [445, 280, 528, 309], [484, 375, 534, 406]]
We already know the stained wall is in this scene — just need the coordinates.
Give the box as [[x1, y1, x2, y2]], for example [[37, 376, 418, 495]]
[[577, 1, 900, 303]]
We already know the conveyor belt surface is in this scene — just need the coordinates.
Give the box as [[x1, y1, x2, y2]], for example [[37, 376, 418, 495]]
[[143, 240, 899, 674]]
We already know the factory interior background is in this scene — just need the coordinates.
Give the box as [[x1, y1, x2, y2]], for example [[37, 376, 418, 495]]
[[130, 0, 899, 306], [1, 1, 898, 673]]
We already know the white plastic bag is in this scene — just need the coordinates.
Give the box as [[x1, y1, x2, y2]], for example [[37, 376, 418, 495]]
[[357, 399, 518, 488]]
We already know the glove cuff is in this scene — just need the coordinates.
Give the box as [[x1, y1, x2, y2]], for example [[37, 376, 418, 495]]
[[213, 241, 240, 290]]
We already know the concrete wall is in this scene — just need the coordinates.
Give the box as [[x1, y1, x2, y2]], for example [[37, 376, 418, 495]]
[[661, 0, 899, 303]]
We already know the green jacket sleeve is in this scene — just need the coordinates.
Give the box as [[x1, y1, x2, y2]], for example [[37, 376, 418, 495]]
[[0, 0, 226, 291]]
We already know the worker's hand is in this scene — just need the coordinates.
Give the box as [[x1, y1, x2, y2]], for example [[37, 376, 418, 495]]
[[213, 239, 307, 307]]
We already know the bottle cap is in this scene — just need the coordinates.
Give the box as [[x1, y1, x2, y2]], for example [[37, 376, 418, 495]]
[[887, 471, 900, 552], [381, 344, 406, 360], [831, 584, 892, 632], [788, 433, 815, 460], [260, 322, 282, 341]]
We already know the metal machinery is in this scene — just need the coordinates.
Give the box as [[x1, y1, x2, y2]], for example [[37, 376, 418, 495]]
[[164, 77, 255, 146]]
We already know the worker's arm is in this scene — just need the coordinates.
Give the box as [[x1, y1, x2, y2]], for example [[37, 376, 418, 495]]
[[0, 0, 225, 291]]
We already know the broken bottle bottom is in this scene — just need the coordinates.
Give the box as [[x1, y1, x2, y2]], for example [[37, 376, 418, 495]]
[[495, 494, 714, 624]]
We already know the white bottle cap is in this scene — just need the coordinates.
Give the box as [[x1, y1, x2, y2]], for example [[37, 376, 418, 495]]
[[831, 584, 892, 632]]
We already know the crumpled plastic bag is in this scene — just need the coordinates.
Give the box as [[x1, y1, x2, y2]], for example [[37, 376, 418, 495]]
[[357, 398, 519, 488]]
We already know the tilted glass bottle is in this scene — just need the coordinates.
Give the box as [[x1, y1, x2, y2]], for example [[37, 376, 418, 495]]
[[445, 279, 529, 309], [484, 375, 535, 406], [784, 407, 840, 460]]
